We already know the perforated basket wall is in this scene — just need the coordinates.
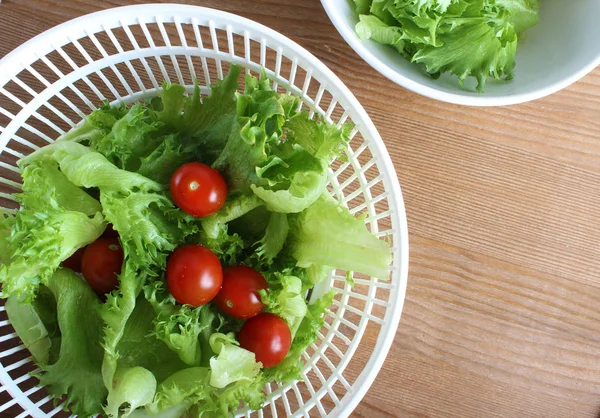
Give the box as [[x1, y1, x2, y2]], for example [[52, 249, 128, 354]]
[[0, 5, 409, 418]]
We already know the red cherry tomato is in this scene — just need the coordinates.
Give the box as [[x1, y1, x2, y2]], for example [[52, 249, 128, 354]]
[[214, 265, 268, 319], [170, 162, 227, 217], [62, 247, 85, 273], [167, 245, 223, 306], [81, 237, 123, 294], [238, 313, 291, 368]]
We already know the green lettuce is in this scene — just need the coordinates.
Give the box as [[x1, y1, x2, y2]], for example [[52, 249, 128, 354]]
[[200, 194, 264, 239], [356, 14, 405, 50], [157, 65, 242, 137], [21, 141, 162, 193], [103, 291, 188, 417], [288, 194, 392, 279], [306, 264, 334, 287], [151, 295, 222, 367], [18, 161, 101, 216], [199, 228, 246, 268], [149, 367, 212, 414], [5, 296, 53, 365], [213, 71, 349, 214], [90, 103, 163, 171], [59, 103, 127, 143], [0, 162, 105, 302], [354, 0, 540, 91], [250, 143, 326, 214], [286, 111, 351, 163], [99, 191, 183, 274], [148, 366, 265, 418], [353, 0, 373, 14], [412, 16, 518, 89], [0, 67, 393, 418], [37, 269, 106, 417], [100, 262, 146, 416], [0, 211, 13, 264], [496, 0, 540, 33], [212, 73, 295, 193], [137, 134, 195, 185], [256, 212, 289, 264], [106, 367, 157, 418], [263, 291, 335, 383], [260, 273, 307, 336], [23, 140, 191, 274], [208, 332, 262, 388]]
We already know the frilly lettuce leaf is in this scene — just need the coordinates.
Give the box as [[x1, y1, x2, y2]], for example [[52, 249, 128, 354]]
[[355, 0, 539, 91], [495, 0, 539, 33], [208, 332, 262, 389], [356, 14, 405, 51], [91, 103, 164, 171], [212, 72, 296, 193], [200, 194, 263, 239], [157, 65, 242, 137], [105, 367, 157, 418], [259, 273, 307, 337], [99, 190, 182, 275], [100, 261, 145, 415], [59, 103, 127, 143], [288, 193, 392, 279], [20, 141, 162, 193], [36, 269, 106, 417], [102, 284, 188, 417], [137, 133, 195, 185], [0, 163, 105, 302], [353, 0, 373, 14], [213, 377, 266, 415], [306, 264, 334, 287], [213, 71, 348, 214], [262, 290, 335, 383], [31, 285, 62, 364], [0, 211, 14, 265], [256, 212, 289, 264], [102, 263, 183, 417], [22, 140, 193, 276], [393, 0, 457, 14], [153, 301, 221, 367], [128, 405, 187, 418], [207, 231, 246, 268], [285, 111, 351, 163], [412, 15, 518, 90], [148, 367, 212, 414], [251, 143, 326, 214], [5, 295, 52, 365], [18, 161, 101, 216], [148, 365, 266, 417]]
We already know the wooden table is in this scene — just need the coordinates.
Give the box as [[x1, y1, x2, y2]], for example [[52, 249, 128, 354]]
[[2, 1, 600, 417]]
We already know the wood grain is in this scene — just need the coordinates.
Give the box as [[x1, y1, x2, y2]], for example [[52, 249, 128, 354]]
[[1, 0, 600, 417]]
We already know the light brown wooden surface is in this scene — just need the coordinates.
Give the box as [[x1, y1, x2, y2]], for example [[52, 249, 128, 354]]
[[1, 1, 600, 417]]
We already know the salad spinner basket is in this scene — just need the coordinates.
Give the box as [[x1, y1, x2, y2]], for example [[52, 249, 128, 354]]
[[0, 4, 409, 417]]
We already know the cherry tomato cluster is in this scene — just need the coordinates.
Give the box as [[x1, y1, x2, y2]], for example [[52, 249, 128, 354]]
[[62, 162, 292, 368], [166, 244, 291, 368], [167, 162, 291, 368]]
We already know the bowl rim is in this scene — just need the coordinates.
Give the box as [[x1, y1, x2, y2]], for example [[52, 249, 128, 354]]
[[320, 0, 600, 107], [0, 4, 410, 417]]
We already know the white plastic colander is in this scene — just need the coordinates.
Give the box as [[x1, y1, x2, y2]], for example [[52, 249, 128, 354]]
[[0, 4, 408, 417]]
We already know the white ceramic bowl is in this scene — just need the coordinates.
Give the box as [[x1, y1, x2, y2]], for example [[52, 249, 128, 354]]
[[321, 0, 600, 106]]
